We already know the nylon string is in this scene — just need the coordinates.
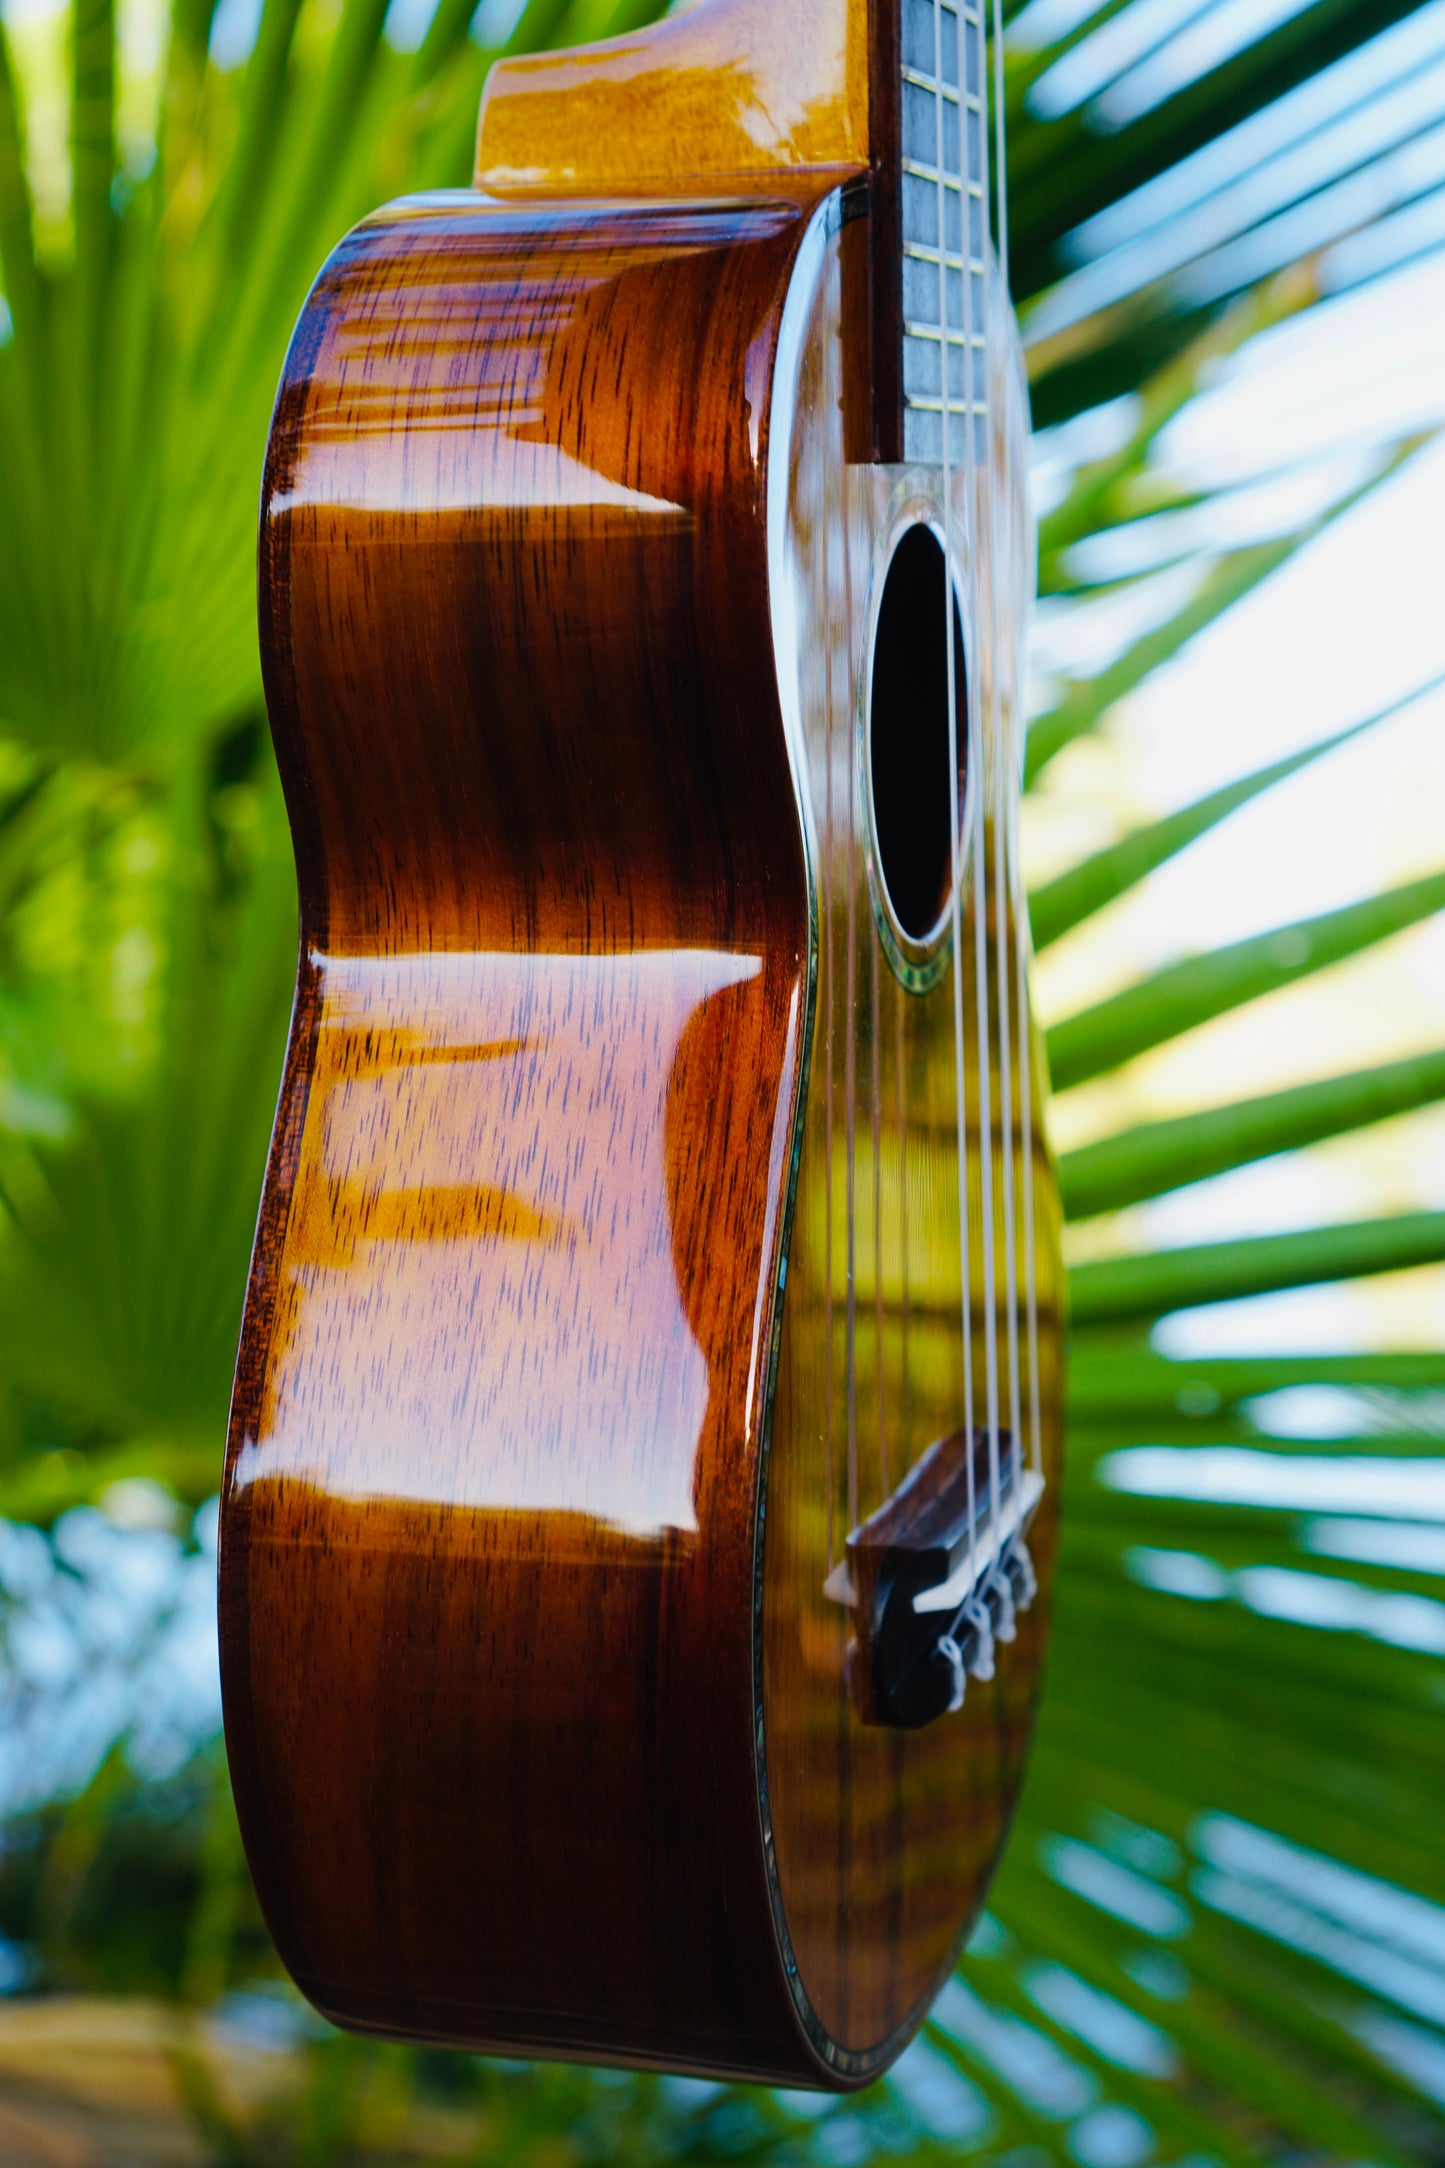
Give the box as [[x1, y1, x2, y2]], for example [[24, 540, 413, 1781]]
[[988, 0, 1025, 1546], [970, 0, 1018, 1630], [958, 0, 1001, 1662], [991, 0, 1042, 1492], [934, 0, 987, 1674]]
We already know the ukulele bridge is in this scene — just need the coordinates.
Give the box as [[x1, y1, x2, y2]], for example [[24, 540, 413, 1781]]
[[822, 1428, 1042, 1730]]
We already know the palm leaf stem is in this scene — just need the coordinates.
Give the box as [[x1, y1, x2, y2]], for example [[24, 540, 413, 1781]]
[[211, 0, 310, 271], [921, 2018, 1070, 2156], [1064, 1345, 1445, 1419], [1079, 1422, 1445, 1460], [72, 0, 116, 406], [1014, 1844, 1445, 2133], [1027, 545, 1285, 782], [1037, 1680, 1442, 1874], [0, 23, 41, 348], [963, 1954, 1257, 2168], [1008, 0, 1424, 326], [1048, 1591, 1442, 1753], [1059, 1045, 1445, 1220], [1039, 1651, 1443, 1870], [956, 1980, 1256, 2168], [1027, 673, 1445, 952], [1048, 869, 1445, 1092], [1035, 275, 1310, 568], [1002, 1865, 1423, 2160], [1070, 1210, 1445, 1326], [272, 0, 409, 285], [1027, 432, 1428, 782]]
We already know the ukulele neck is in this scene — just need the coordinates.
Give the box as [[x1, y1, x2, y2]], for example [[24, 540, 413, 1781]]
[[473, 0, 1000, 469], [896, 0, 991, 466]]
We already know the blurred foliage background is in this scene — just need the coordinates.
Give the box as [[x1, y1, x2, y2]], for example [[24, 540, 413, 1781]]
[[0, 0, 1444, 2158]]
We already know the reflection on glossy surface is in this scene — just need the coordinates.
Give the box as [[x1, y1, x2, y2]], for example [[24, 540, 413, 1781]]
[[260, 192, 805, 959], [234, 949, 761, 1534], [759, 224, 1064, 2063], [476, 0, 870, 195], [224, 192, 821, 2078], [224, 909, 808, 2066], [223, 184, 1063, 2083]]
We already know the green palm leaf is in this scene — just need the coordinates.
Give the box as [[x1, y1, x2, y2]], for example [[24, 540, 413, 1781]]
[[1047, 870, 1445, 1090], [1061, 1046, 1445, 1219], [1071, 1209, 1445, 1326], [1026, 677, 1442, 951]]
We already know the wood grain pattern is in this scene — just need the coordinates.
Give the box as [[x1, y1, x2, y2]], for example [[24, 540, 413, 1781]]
[[224, 192, 822, 2080], [475, 0, 871, 194], [221, 180, 1064, 2089], [474, 0, 902, 459]]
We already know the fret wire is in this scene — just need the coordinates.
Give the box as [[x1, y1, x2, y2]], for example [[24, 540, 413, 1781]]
[[901, 162, 985, 195], [903, 332, 988, 352], [896, 210, 987, 234], [900, 67, 986, 107], [904, 277, 988, 297], [901, 72, 985, 100], [903, 0, 989, 453], [905, 340, 996, 366], [903, 248, 990, 274]]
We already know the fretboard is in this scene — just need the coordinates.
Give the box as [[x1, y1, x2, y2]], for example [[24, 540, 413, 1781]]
[[898, 0, 989, 466]]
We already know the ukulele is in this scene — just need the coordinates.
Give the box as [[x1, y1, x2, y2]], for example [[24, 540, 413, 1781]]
[[220, 0, 1064, 2090]]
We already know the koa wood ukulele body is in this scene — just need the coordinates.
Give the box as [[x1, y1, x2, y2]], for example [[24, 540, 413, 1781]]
[[220, 0, 1065, 2090]]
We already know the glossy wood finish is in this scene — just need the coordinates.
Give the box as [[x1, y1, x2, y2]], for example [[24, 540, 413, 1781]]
[[474, 0, 902, 460], [221, 183, 1064, 2088], [476, 0, 871, 194], [760, 232, 1063, 2068], [224, 192, 822, 2079]]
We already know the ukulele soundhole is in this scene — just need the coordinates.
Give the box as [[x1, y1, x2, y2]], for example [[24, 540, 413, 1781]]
[[865, 521, 969, 990]]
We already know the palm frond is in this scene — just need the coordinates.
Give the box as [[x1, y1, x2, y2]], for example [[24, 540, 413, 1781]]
[[1072, 1210, 1445, 1326], [1048, 870, 1445, 1090], [1011, 0, 1440, 421], [1061, 1046, 1445, 1219], [1027, 675, 1443, 950]]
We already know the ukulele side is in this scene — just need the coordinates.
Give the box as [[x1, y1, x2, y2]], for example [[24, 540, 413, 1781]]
[[221, 189, 832, 2079]]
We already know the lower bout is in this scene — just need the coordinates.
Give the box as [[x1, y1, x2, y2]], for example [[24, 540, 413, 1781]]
[[221, 1489, 821, 2084], [290, 1976, 846, 2089]]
